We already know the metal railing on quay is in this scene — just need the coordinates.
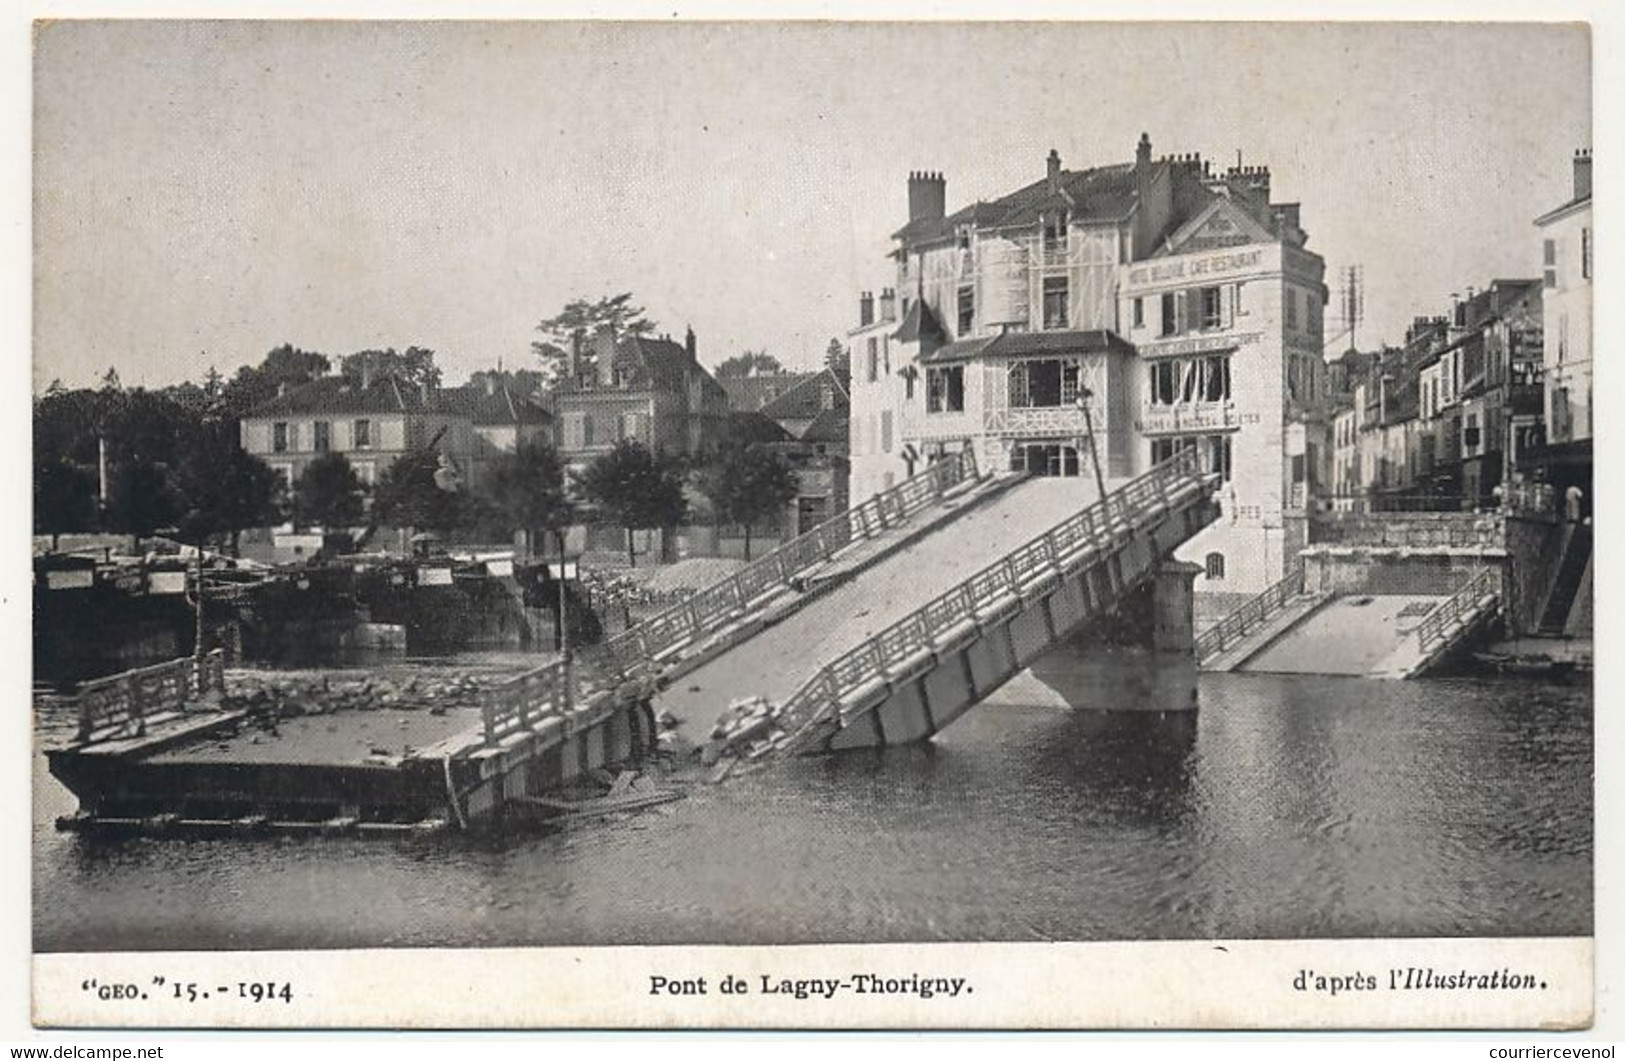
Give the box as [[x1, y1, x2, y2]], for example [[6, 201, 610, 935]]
[[777, 449, 1210, 746], [1414, 568, 1500, 654], [1193, 559, 1307, 663], [73, 649, 226, 744], [600, 448, 980, 677]]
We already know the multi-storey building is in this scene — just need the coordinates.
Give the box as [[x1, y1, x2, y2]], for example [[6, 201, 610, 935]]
[[1533, 149, 1593, 483], [849, 135, 1328, 599], [552, 326, 730, 474]]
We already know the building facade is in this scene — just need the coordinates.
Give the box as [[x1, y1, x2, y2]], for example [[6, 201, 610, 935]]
[[1534, 150, 1593, 464], [849, 135, 1328, 598]]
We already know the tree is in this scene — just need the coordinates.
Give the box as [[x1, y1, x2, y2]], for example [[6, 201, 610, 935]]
[[483, 436, 572, 552], [374, 448, 468, 536], [105, 460, 183, 543], [340, 346, 442, 390], [715, 350, 785, 379], [696, 444, 799, 560], [824, 337, 849, 376], [574, 440, 687, 567], [33, 456, 97, 546], [221, 343, 330, 417], [293, 452, 366, 531], [172, 420, 286, 553], [532, 293, 655, 384]]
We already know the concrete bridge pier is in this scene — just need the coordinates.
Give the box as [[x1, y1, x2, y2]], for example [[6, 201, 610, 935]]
[[1152, 560, 1203, 657]]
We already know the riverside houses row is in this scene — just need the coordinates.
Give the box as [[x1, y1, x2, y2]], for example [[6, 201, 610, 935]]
[[1327, 147, 1592, 515], [849, 134, 1328, 608]]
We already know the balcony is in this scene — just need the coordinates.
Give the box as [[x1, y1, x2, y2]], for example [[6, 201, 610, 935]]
[[1136, 402, 1238, 436]]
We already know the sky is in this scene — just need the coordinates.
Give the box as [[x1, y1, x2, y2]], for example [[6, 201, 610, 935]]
[[31, 20, 1591, 390]]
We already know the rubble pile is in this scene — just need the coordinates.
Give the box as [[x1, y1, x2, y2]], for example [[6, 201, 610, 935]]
[[654, 695, 793, 778], [221, 671, 494, 723]]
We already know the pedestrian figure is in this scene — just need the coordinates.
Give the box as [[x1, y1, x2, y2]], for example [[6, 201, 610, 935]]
[[1565, 485, 1583, 523]]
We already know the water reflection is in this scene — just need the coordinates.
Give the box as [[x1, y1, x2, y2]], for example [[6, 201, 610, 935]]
[[34, 659, 1591, 952]]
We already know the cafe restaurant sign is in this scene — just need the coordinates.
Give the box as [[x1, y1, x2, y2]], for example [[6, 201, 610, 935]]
[[1126, 247, 1272, 288]]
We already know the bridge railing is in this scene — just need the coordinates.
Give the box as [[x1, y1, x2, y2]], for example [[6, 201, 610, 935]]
[[600, 448, 980, 676], [1415, 567, 1500, 654], [73, 650, 226, 744], [1193, 558, 1307, 663], [776, 449, 1211, 746], [480, 660, 568, 745]]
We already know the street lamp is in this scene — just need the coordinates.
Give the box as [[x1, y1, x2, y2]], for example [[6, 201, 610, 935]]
[[1074, 385, 1109, 503]]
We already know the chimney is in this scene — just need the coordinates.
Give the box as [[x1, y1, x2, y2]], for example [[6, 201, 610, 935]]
[[483, 374, 496, 397], [879, 287, 897, 322], [685, 325, 697, 361], [1046, 149, 1061, 194], [1135, 132, 1152, 176], [859, 290, 874, 327], [907, 171, 946, 222], [360, 357, 373, 391], [1574, 148, 1592, 201]]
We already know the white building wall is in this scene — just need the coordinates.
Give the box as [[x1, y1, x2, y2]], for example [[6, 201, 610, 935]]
[[1539, 202, 1593, 444]]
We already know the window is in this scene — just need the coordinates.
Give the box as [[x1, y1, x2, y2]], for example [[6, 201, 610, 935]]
[[1042, 276, 1069, 330], [1199, 286, 1223, 330], [353, 461, 376, 488], [1160, 292, 1178, 337], [866, 337, 879, 383], [1544, 238, 1558, 288], [1011, 443, 1081, 478], [1285, 289, 1299, 330], [1148, 356, 1229, 406], [881, 410, 893, 453], [313, 421, 332, 453], [903, 367, 917, 401], [926, 366, 965, 413], [354, 419, 371, 449], [1043, 211, 1068, 254], [272, 422, 289, 453], [1582, 227, 1592, 280], [958, 285, 975, 336], [1205, 552, 1226, 581], [1009, 359, 1081, 408], [583, 415, 596, 447], [1207, 435, 1233, 482], [1132, 297, 1144, 329]]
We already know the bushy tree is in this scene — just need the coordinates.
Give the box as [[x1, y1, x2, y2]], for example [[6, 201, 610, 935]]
[[532, 293, 655, 384], [293, 452, 366, 531], [339, 346, 442, 389], [483, 436, 572, 552], [574, 440, 686, 567], [172, 420, 286, 553], [824, 337, 849, 375], [222, 343, 331, 416], [375, 448, 468, 536], [696, 444, 799, 560], [33, 456, 98, 545], [715, 350, 784, 379]]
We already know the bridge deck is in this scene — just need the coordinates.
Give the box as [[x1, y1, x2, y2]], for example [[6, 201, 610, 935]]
[[1240, 593, 1452, 677], [653, 476, 1116, 731]]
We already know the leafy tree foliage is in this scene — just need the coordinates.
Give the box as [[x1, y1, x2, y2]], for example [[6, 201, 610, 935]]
[[714, 350, 785, 379], [574, 440, 687, 566], [695, 444, 799, 559], [33, 456, 97, 544], [824, 337, 849, 375], [374, 448, 468, 535], [105, 460, 184, 540], [172, 419, 287, 551], [532, 293, 655, 384], [339, 346, 442, 390], [293, 452, 366, 530], [221, 343, 331, 416], [483, 436, 573, 549]]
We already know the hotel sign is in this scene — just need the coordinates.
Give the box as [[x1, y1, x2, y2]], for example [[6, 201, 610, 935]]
[[1126, 248, 1270, 288], [1140, 331, 1262, 359]]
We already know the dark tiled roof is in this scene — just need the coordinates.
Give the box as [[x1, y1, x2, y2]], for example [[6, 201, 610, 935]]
[[758, 368, 851, 421], [439, 385, 552, 426], [918, 329, 1132, 365], [720, 372, 815, 412], [726, 410, 796, 445], [892, 299, 946, 344], [800, 407, 850, 444], [244, 376, 429, 418], [893, 162, 1151, 246]]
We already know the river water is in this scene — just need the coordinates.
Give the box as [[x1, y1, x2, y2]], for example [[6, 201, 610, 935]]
[[33, 661, 1591, 952]]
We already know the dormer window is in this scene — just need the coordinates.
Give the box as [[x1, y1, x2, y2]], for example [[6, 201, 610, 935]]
[[1043, 211, 1069, 254]]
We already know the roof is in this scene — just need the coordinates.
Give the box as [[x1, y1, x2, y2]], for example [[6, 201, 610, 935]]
[[758, 368, 851, 421], [725, 410, 796, 445], [918, 329, 1133, 365], [244, 376, 431, 418], [720, 372, 815, 412], [892, 299, 946, 344], [1534, 193, 1592, 227], [439, 384, 552, 426], [800, 407, 850, 444], [893, 162, 1151, 246]]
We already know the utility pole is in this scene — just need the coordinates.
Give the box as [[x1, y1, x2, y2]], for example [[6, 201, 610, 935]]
[[557, 528, 573, 715], [1075, 386, 1109, 503]]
